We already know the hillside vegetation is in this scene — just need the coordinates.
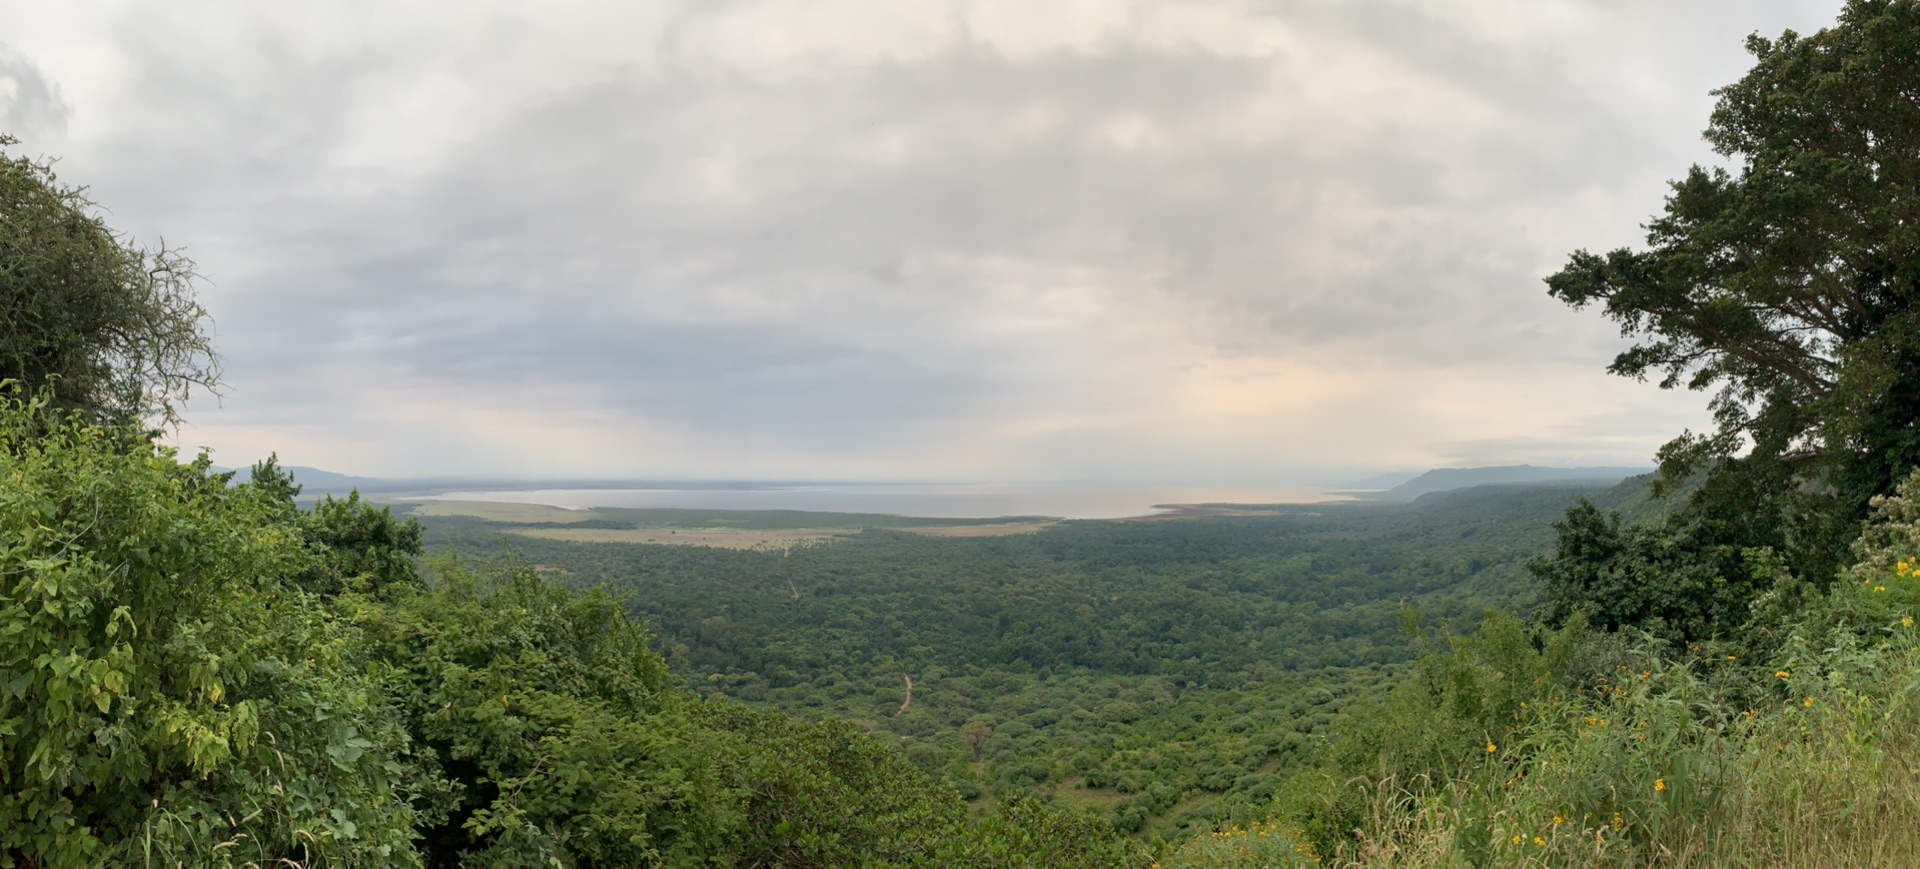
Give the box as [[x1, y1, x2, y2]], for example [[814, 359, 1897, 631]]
[[1153, 474, 1920, 867], [1161, 2, 1920, 863], [7, 1, 1920, 865], [422, 483, 1649, 840], [0, 394, 1144, 866]]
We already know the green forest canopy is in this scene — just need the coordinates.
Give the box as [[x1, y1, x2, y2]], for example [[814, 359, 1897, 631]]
[[5, 1, 1920, 865]]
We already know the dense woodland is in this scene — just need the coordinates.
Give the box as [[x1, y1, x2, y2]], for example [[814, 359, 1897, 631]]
[[7, 1, 1920, 865], [0, 399, 1144, 866], [422, 483, 1655, 840]]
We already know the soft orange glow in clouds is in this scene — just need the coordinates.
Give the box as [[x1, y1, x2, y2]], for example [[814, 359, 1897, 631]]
[[5, 0, 1834, 482]]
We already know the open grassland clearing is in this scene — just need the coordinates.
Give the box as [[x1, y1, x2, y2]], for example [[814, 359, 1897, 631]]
[[402, 501, 1061, 549], [901, 520, 1057, 537], [401, 499, 596, 523], [511, 526, 852, 551], [587, 506, 1055, 531]]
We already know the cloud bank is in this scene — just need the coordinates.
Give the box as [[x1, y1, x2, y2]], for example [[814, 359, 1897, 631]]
[[0, 1, 1843, 483]]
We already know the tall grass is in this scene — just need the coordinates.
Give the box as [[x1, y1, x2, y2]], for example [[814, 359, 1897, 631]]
[[1164, 476, 1920, 868], [1166, 638, 1920, 867]]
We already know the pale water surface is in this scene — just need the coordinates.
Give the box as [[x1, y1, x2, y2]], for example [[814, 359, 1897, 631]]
[[412, 484, 1342, 520]]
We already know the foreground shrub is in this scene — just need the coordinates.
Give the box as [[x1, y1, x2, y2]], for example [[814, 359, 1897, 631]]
[[0, 392, 426, 866], [1159, 819, 1318, 868], [1260, 471, 1920, 868], [0, 390, 1147, 866]]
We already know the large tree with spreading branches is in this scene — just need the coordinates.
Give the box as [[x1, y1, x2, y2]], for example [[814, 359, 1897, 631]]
[[1535, 0, 1920, 636], [0, 134, 218, 428]]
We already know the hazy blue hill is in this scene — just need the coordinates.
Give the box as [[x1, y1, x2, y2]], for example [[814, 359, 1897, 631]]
[[1374, 464, 1652, 502], [1339, 469, 1426, 490], [219, 466, 805, 499], [219, 464, 398, 495], [217, 465, 551, 497]]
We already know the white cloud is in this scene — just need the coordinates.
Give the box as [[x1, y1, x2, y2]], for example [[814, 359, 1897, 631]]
[[0, 0, 1844, 481]]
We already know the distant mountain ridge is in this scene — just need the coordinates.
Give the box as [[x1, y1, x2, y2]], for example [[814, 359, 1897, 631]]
[[219, 463, 1654, 506], [218, 465, 405, 496], [1368, 465, 1652, 502], [1340, 470, 1426, 490], [214, 466, 882, 499]]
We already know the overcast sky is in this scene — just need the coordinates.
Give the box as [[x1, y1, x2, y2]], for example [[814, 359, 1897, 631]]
[[0, 1, 1846, 485]]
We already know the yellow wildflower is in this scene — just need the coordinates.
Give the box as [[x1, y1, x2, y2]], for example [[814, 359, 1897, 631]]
[[1487, 742, 1497, 754], [1512, 835, 1523, 845], [1876, 586, 1888, 593], [1904, 616, 1914, 628], [1655, 778, 1667, 792], [1534, 837, 1546, 846], [1776, 670, 1791, 680], [1804, 697, 1814, 708], [1552, 815, 1565, 826]]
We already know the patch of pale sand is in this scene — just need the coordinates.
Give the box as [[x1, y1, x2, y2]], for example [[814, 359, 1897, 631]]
[[1135, 504, 1298, 519], [508, 527, 852, 550], [401, 500, 596, 523], [901, 522, 1058, 538]]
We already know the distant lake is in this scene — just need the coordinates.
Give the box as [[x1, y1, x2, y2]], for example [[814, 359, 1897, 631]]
[[409, 484, 1343, 520]]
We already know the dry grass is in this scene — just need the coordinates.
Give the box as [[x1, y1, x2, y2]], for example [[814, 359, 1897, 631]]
[[407, 500, 1055, 547], [507, 527, 850, 551], [1144, 505, 1293, 519], [1692, 700, 1920, 868], [901, 521, 1057, 538], [1323, 746, 1920, 868], [1324, 668, 1920, 868], [1338, 777, 1461, 869], [401, 500, 596, 523]]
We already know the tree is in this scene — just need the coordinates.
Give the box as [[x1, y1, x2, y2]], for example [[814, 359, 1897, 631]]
[[0, 134, 218, 427], [299, 489, 427, 597], [0, 391, 1146, 866], [1529, 501, 1749, 637], [964, 720, 992, 762], [1539, 1, 1920, 628], [0, 391, 426, 866]]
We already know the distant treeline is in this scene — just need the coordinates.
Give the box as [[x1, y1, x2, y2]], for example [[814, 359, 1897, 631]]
[[422, 481, 1648, 838]]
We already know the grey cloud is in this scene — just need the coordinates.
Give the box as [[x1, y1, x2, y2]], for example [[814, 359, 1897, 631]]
[[0, 45, 70, 139], [6, 1, 1846, 475], [399, 46, 1533, 357]]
